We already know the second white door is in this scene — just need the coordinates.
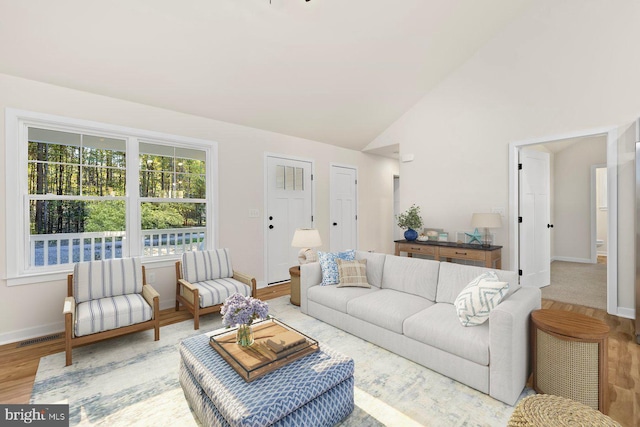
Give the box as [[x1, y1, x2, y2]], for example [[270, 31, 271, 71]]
[[330, 165, 357, 252]]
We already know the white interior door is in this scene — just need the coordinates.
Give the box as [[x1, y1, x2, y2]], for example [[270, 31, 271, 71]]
[[266, 156, 313, 285], [519, 149, 551, 287], [330, 165, 357, 251]]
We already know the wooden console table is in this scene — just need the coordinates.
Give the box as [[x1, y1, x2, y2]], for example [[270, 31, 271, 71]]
[[394, 239, 502, 269]]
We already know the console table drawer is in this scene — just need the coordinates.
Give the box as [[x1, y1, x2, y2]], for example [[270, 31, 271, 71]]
[[397, 243, 436, 256], [439, 247, 485, 261]]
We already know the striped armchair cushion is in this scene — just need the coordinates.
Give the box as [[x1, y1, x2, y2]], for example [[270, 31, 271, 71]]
[[73, 258, 144, 303], [75, 294, 153, 337], [189, 278, 251, 308], [182, 249, 233, 283]]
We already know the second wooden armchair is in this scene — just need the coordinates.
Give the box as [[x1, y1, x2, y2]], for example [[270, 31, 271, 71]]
[[175, 248, 257, 329]]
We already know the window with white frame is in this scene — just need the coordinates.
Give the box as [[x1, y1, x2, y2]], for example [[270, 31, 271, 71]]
[[5, 109, 217, 284]]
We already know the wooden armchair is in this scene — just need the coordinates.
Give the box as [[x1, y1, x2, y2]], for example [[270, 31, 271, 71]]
[[63, 257, 160, 366], [175, 248, 257, 329]]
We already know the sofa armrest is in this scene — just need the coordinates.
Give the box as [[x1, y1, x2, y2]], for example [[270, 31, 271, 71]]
[[300, 262, 322, 314], [489, 286, 541, 405], [233, 270, 258, 297]]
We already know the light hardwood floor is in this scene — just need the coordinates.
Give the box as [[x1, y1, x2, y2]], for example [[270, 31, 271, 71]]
[[0, 288, 636, 426]]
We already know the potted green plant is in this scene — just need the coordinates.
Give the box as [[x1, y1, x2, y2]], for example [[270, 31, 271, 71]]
[[396, 204, 423, 241]]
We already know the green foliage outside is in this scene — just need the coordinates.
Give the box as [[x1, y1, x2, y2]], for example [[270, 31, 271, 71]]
[[85, 201, 126, 232], [141, 203, 184, 229]]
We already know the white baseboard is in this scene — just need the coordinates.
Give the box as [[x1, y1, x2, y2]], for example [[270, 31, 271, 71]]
[[616, 307, 635, 320], [551, 256, 593, 264], [597, 251, 608, 256], [0, 321, 64, 346]]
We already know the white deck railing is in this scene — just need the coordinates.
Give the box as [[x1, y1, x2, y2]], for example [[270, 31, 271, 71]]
[[30, 227, 205, 266]]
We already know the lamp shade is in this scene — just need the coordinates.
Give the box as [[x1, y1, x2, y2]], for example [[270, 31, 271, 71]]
[[291, 228, 322, 248], [471, 213, 502, 228]]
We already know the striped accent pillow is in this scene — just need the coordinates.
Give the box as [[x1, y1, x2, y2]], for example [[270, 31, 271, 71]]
[[182, 249, 233, 283], [454, 271, 509, 327], [336, 259, 370, 288], [73, 258, 143, 303]]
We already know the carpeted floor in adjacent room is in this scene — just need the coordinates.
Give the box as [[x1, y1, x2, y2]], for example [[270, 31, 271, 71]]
[[541, 261, 607, 310]]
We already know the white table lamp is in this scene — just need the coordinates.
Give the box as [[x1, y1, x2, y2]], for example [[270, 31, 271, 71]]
[[471, 213, 502, 247], [291, 228, 322, 264]]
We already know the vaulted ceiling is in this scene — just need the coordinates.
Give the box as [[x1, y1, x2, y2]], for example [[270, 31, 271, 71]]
[[0, 0, 532, 150]]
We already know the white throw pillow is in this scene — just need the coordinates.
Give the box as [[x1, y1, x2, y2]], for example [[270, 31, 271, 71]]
[[454, 271, 509, 327]]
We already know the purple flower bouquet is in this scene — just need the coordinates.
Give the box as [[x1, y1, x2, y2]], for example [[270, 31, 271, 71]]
[[221, 293, 269, 328]]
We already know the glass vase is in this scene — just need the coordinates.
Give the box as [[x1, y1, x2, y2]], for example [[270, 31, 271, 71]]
[[236, 324, 254, 347]]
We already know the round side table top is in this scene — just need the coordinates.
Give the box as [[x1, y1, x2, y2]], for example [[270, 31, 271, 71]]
[[532, 309, 609, 340]]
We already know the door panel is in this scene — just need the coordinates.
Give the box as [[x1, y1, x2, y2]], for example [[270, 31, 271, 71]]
[[519, 149, 551, 287], [266, 156, 312, 285], [330, 165, 357, 252]]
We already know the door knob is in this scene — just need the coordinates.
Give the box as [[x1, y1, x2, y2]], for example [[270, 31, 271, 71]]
[[547, 224, 554, 228], [269, 225, 274, 229], [269, 216, 273, 220], [333, 222, 338, 226]]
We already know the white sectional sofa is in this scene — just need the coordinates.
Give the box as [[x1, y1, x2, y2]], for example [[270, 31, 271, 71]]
[[300, 250, 541, 406]]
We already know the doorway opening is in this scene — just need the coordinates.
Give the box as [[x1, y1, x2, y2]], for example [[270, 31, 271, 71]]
[[509, 127, 617, 314]]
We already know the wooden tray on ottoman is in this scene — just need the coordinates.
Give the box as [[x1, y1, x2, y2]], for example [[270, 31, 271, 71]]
[[209, 318, 318, 382]]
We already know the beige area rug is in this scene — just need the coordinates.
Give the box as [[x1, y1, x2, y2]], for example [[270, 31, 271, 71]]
[[541, 261, 607, 310]]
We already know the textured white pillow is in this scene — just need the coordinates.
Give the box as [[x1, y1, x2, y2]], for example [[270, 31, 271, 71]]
[[454, 271, 509, 327]]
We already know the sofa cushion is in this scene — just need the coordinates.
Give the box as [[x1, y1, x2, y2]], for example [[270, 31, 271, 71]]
[[75, 293, 153, 337], [190, 278, 252, 308], [381, 255, 440, 300], [318, 250, 355, 285], [73, 257, 143, 303], [337, 259, 370, 288], [436, 262, 519, 304], [403, 303, 490, 366], [347, 289, 434, 334], [307, 285, 378, 313], [182, 249, 234, 284], [454, 272, 509, 326], [355, 251, 386, 288]]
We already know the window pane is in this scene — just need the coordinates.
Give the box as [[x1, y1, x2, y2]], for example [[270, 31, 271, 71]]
[[139, 143, 207, 199], [140, 170, 174, 197], [141, 202, 206, 256], [29, 200, 125, 266], [82, 166, 126, 196], [82, 135, 126, 167], [285, 166, 294, 190], [295, 167, 304, 191], [276, 165, 285, 189], [28, 163, 81, 195], [176, 173, 206, 199], [28, 128, 81, 164]]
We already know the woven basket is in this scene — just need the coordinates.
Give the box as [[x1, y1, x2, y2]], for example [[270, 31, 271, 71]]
[[508, 394, 621, 427]]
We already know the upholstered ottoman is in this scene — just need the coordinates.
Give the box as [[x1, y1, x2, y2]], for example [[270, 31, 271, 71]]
[[179, 334, 354, 427]]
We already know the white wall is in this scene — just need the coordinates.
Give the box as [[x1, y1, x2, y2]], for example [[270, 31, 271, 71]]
[[0, 73, 398, 344], [368, 0, 640, 315], [553, 136, 606, 261]]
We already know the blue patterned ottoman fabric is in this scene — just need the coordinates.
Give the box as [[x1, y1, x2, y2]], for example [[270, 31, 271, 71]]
[[180, 361, 354, 427], [179, 334, 354, 427]]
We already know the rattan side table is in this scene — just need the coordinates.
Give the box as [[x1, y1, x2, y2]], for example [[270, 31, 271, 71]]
[[531, 309, 610, 414]]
